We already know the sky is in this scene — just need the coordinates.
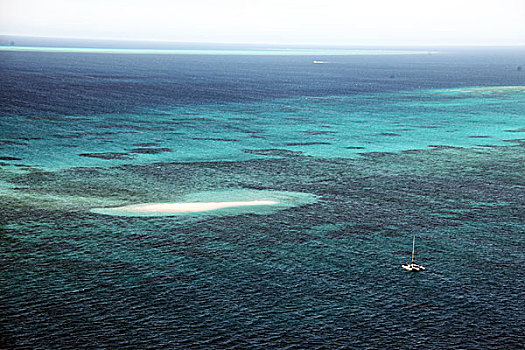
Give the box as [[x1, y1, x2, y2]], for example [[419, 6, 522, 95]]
[[1, 0, 524, 46]]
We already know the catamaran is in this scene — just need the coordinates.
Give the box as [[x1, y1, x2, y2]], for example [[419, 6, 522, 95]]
[[402, 235, 425, 272]]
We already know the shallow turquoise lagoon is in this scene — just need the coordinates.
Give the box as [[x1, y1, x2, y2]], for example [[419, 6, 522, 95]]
[[1, 86, 524, 171]]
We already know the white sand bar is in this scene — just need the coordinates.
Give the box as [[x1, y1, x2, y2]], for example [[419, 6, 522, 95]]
[[106, 200, 279, 214]]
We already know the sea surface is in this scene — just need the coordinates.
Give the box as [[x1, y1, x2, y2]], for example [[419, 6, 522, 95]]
[[0, 45, 524, 349]]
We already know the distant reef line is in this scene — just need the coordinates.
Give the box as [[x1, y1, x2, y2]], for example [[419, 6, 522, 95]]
[[0, 46, 437, 56]]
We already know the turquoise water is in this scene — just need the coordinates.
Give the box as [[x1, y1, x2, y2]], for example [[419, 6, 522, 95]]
[[2, 144, 523, 348], [1, 86, 524, 172], [0, 50, 524, 348]]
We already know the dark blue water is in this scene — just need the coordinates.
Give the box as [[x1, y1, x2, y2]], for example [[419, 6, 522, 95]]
[[0, 47, 524, 349], [2, 47, 524, 117]]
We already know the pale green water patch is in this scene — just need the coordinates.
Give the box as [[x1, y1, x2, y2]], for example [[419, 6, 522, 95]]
[[430, 86, 525, 95]]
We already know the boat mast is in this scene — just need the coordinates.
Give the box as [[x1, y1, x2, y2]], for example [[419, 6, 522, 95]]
[[411, 235, 415, 263]]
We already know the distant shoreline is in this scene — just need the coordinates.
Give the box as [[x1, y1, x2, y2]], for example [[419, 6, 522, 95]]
[[0, 45, 436, 55]]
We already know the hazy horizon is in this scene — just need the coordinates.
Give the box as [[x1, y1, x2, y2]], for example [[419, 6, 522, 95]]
[[1, 0, 524, 46], [2, 34, 525, 48]]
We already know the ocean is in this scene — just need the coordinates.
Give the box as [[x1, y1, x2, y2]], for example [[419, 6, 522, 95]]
[[0, 45, 524, 349]]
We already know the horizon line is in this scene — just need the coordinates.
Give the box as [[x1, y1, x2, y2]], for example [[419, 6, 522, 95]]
[[2, 33, 525, 48]]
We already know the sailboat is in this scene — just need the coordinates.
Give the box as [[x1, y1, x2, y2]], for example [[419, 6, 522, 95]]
[[402, 235, 426, 272]]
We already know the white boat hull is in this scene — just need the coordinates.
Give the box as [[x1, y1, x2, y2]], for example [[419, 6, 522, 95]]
[[402, 263, 425, 272]]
